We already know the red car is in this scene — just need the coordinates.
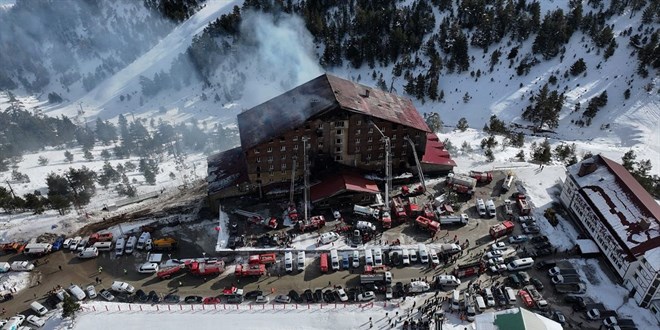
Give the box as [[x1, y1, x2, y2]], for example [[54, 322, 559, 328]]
[[518, 289, 534, 308], [203, 297, 221, 304]]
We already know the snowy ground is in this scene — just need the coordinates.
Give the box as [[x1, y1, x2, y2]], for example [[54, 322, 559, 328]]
[[0, 271, 31, 295], [39, 294, 475, 330]]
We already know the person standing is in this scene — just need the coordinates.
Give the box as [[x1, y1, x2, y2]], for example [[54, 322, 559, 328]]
[[98, 266, 103, 274]]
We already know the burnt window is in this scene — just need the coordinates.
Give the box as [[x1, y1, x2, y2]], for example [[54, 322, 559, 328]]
[[254, 149, 260, 154], [336, 129, 342, 135], [256, 157, 261, 163], [267, 147, 272, 153], [336, 138, 342, 144], [335, 155, 343, 161], [355, 138, 361, 144]]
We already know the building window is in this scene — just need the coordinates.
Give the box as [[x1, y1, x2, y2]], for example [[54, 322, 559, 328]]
[[269, 165, 274, 170], [402, 149, 407, 155], [267, 147, 272, 153], [281, 164, 286, 170], [280, 146, 286, 151], [318, 142, 324, 149], [368, 136, 373, 142], [280, 136, 285, 141], [355, 138, 360, 144], [293, 135, 298, 141], [367, 145, 372, 151], [269, 171, 274, 177], [268, 156, 273, 162], [355, 147, 360, 153], [336, 138, 342, 144], [281, 154, 286, 160], [368, 128, 373, 134], [336, 147, 341, 152], [379, 152, 383, 159], [366, 154, 372, 160], [256, 166, 261, 172], [392, 134, 397, 140], [335, 155, 343, 161], [336, 129, 342, 135], [256, 157, 261, 163], [356, 129, 361, 135], [357, 120, 362, 126], [293, 144, 299, 150], [318, 123, 323, 129], [254, 149, 260, 154], [335, 121, 344, 127]]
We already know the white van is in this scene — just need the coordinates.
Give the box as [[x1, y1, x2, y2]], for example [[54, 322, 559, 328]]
[[504, 286, 517, 305], [68, 284, 86, 301], [296, 251, 305, 272], [77, 247, 98, 259], [137, 232, 151, 250], [418, 244, 429, 264], [502, 174, 514, 192], [506, 258, 535, 271], [23, 243, 52, 255], [475, 295, 487, 311], [440, 244, 461, 255], [1, 316, 24, 330], [373, 248, 383, 266], [352, 250, 360, 268], [330, 249, 340, 271], [30, 301, 48, 316], [409, 249, 418, 263], [124, 236, 137, 254], [451, 290, 461, 310], [354, 205, 379, 219], [62, 238, 72, 249], [138, 262, 159, 274], [436, 275, 461, 287], [364, 248, 374, 266], [320, 232, 340, 244], [483, 288, 495, 307], [115, 237, 125, 256], [284, 252, 293, 273], [68, 236, 82, 251], [93, 241, 113, 251], [401, 249, 410, 265], [476, 199, 487, 217]]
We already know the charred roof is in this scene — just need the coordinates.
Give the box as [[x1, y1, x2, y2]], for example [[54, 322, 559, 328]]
[[237, 73, 430, 150]]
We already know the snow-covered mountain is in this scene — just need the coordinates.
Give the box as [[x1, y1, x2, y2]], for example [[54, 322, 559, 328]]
[[1, 0, 658, 171]]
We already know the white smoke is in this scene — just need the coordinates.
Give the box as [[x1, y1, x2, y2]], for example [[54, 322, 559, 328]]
[[236, 11, 324, 107]]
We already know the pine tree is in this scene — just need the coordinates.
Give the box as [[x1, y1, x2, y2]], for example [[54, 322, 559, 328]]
[[83, 149, 94, 161], [456, 118, 469, 132], [38, 156, 49, 166], [64, 150, 74, 163], [62, 294, 81, 319]]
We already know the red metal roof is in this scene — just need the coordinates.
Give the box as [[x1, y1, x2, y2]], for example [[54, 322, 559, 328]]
[[238, 74, 430, 150], [310, 171, 380, 202], [325, 74, 430, 133], [599, 155, 660, 222], [421, 133, 456, 166]]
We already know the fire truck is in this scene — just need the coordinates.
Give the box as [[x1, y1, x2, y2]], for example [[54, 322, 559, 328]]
[[445, 173, 477, 195], [248, 253, 277, 265], [380, 211, 392, 229], [297, 215, 326, 232], [391, 197, 407, 220], [453, 261, 485, 278], [89, 232, 113, 244], [489, 221, 515, 238], [235, 263, 266, 277], [400, 185, 425, 197], [516, 194, 531, 215], [189, 261, 224, 276], [469, 171, 493, 184], [415, 216, 440, 236], [156, 265, 184, 280]]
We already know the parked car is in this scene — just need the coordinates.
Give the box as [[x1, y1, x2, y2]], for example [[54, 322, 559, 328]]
[[185, 296, 203, 304], [99, 289, 115, 301], [163, 294, 180, 304], [586, 309, 601, 320], [303, 289, 313, 302], [68, 285, 86, 301], [85, 285, 97, 299], [357, 291, 376, 302], [135, 289, 149, 303], [531, 278, 544, 290], [535, 260, 556, 270], [26, 315, 45, 328], [531, 235, 549, 243], [483, 251, 503, 259], [255, 295, 269, 303], [508, 235, 529, 244], [111, 281, 135, 294], [323, 289, 336, 303], [313, 289, 323, 302], [288, 290, 303, 303], [491, 242, 508, 251], [245, 290, 263, 300], [385, 286, 393, 300], [148, 290, 160, 303], [517, 271, 531, 284], [274, 295, 291, 303], [523, 226, 541, 234], [553, 311, 566, 324], [336, 286, 348, 302], [203, 297, 221, 304], [534, 242, 552, 250]]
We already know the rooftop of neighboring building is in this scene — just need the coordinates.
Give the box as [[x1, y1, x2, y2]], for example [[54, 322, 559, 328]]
[[567, 155, 660, 257], [421, 133, 456, 166], [474, 307, 562, 330], [207, 147, 249, 195]]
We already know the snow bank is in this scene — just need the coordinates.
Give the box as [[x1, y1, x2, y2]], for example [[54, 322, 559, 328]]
[[0, 271, 31, 294]]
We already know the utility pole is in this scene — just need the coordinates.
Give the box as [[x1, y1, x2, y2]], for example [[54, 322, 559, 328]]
[[370, 121, 391, 212], [289, 155, 297, 205], [302, 137, 310, 222]]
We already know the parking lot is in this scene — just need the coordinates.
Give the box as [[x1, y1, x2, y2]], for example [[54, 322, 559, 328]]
[[0, 170, 632, 329]]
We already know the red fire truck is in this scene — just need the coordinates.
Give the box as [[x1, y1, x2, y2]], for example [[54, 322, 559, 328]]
[[235, 263, 266, 277], [489, 221, 515, 238], [415, 216, 440, 236], [248, 253, 277, 265], [453, 261, 485, 278]]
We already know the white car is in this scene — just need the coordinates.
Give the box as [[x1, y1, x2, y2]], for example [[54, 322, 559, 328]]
[[489, 264, 507, 273], [336, 287, 348, 302], [319, 232, 340, 245], [508, 235, 528, 244], [99, 289, 115, 301], [487, 257, 504, 265], [69, 236, 82, 251], [491, 242, 507, 251], [111, 281, 135, 294], [483, 251, 503, 259], [548, 267, 561, 277], [503, 200, 513, 215], [85, 285, 97, 299], [587, 309, 601, 320], [255, 295, 269, 304], [357, 291, 376, 302], [10, 261, 34, 272], [352, 250, 360, 268], [429, 249, 440, 266], [409, 249, 418, 263], [274, 295, 291, 303], [68, 284, 86, 301], [26, 315, 45, 328]]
